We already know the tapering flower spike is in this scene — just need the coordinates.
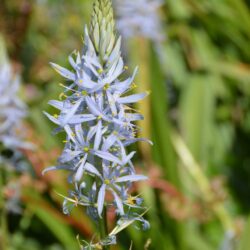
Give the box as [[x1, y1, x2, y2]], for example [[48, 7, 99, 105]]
[[44, 0, 151, 247], [114, 0, 164, 42], [0, 35, 31, 152]]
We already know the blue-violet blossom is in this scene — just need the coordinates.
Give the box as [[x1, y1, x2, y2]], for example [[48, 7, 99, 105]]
[[0, 36, 31, 153], [114, 0, 164, 42]]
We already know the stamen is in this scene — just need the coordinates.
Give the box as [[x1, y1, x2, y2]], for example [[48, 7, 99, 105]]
[[97, 68, 103, 74], [83, 147, 89, 153], [103, 83, 110, 90], [104, 179, 110, 185], [82, 90, 87, 96]]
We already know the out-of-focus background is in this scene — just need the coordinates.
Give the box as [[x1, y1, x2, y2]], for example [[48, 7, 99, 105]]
[[1, 0, 250, 249]]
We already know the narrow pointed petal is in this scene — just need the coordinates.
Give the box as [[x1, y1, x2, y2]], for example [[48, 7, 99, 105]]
[[59, 149, 82, 163], [111, 190, 124, 215], [122, 151, 136, 165], [75, 154, 88, 182], [68, 114, 95, 124], [107, 91, 117, 116], [85, 96, 103, 117], [84, 162, 102, 177], [108, 36, 121, 64], [94, 121, 103, 150], [87, 125, 98, 141], [64, 125, 77, 143], [125, 113, 144, 122], [43, 111, 60, 125], [62, 99, 82, 125], [116, 175, 148, 183], [97, 184, 106, 217], [102, 134, 117, 151], [75, 124, 84, 144], [117, 92, 148, 104], [50, 62, 75, 81], [48, 100, 64, 110], [95, 150, 122, 165], [42, 166, 68, 175], [123, 138, 153, 146]]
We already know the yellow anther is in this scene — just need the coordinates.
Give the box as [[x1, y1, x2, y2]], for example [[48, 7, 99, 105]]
[[59, 93, 67, 100], [63, 140, 68, 143], [97, 68, 103, 74], [104, 179, 110, 185], [82, 90, 87, 96], [76, 93, 80, 97], [124, 65, 129, 70], [95, 243, 102, 250], [103, 83, 110, 90], [130, 82, 137, 89], [97, 115, 102, 120], [53, 114, 58, 118], [127, 195, 136, 205], [78, 79, 83, 83], [83, 147, 89, 153], [71, 133, 76, 137], [59, 83, 65, 87]]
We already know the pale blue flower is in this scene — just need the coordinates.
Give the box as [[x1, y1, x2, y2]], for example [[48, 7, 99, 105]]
[[44, 0, 151, 246], [114, 0, 164, 42], [0, 36, 31, 152]]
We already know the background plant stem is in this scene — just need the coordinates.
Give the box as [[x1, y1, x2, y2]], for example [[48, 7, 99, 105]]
[[0, 166, 9, 250]]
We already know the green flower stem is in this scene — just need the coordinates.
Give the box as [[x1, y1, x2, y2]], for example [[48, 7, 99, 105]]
[[0, 166, 8, 250], [99, 207, 109, 250]]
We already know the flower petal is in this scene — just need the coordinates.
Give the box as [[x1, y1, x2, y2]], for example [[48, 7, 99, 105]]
[[68, 114, 95, 124], [102, 134, 117, 151], [43, 111, 60, 125], [62, 99, 82, 125], [94, 121, 103, 150], [115, 175, 148, 183], [85, 96, 103, 117], [42, 165, 69, 175], [111, 190, 124, 215], [50, 62, 75, 81], [48, 100, 64, 110], [75, 154, 88, 182], [95, 150, 122, 165], [97, 184, 106, 217], [117, 92, 148, 104], [84, 162, 102, 177]]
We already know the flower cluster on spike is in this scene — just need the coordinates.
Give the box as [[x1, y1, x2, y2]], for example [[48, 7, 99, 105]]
[[114, 0, 164, 42], [0, 36, 30, 152], [44, 0, 151, 246]]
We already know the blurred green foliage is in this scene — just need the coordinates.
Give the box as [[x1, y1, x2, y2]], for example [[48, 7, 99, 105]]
[[1, 0, 250, 249]]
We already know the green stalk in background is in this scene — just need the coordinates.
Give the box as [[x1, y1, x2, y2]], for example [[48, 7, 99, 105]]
[[0, 166, 9, 250], [171, 131, 235, 234]]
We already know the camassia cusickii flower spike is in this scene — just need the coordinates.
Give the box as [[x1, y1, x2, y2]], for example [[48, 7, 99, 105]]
[[43, 0, 151, 247], [0, 35, 31, 152], [114, 0, 164, 42]]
